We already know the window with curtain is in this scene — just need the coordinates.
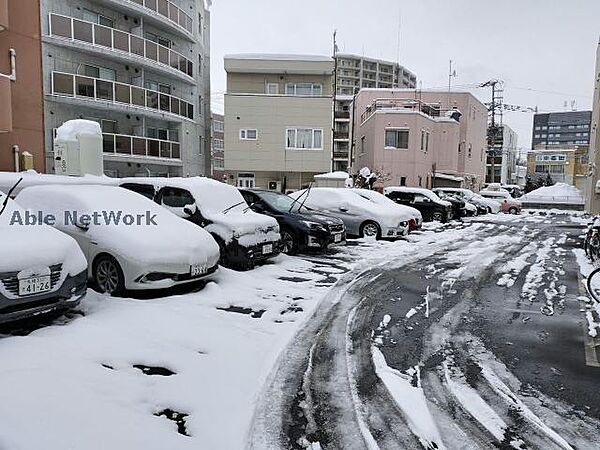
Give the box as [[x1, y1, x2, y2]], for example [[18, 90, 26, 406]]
[[385, 129, 409, 149], [286, 128, 323, 150]]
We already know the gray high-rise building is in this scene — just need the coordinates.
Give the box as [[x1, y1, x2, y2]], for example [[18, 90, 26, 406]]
[[41, 0, 211, 177], [333, 54, 417, 172], [532, 111, 591, 149]]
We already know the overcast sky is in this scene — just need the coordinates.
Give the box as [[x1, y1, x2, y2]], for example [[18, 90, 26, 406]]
[[210, 0, 599, 150]]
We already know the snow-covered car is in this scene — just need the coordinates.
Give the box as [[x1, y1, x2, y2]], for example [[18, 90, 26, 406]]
[[350, 188, 423, 232], [479, 190, 522, 214], [383, 187, 454, 222], [120, 177, 282, 270], [434, 188, 500, 214], [16, 185, 220, 295], [0, 192, 87, 324], [289, 188, 411, 239]]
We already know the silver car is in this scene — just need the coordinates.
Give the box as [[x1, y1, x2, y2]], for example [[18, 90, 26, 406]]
[[16, 185, 221, 295], [289, 187, 410, 239]]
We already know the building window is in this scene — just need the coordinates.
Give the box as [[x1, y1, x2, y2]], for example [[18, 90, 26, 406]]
[[400, 176, 407, 186], [385, 129, 409, 149], [101, 119, 117, 133], [240, 129, 258, 140], [213, 139, 224, 150], [213, 158, 225, 170], [83, 9, 113, 27], [145, 31, 171, 49], [213, 121, 224, 132], [468, 143, 472, 158], [266, 83, 279, 95], [534, 134, 540, 138], [286, 128, 323, 149], [285, 83, 323, 96], [420, 130, 429, 152], [535, 126, 541, 131]]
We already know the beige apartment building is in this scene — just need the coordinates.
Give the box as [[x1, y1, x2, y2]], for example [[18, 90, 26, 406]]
[[527, 145, 588, 190], [224, 54, 334, 191], [586, 39, 600, 213], [352, 89, 488, 190]]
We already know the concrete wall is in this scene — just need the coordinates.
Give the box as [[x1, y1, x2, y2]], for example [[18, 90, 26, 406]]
[[0, 0, 45, 173]]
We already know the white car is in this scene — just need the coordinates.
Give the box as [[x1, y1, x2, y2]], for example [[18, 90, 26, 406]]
[[351, 188, 423, 231], [0, 192, 87, 323], [120, 177, 282, 270], [289, 187, 411, 239], [16, 185, 221, 295]]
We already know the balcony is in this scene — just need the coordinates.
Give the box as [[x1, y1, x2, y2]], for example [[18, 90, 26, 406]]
[[334, 110, 350, 120], [0, 75, 12, 132], [94, 0, 194, 40], [47, 14, 194, 83], [50, 71, 194, 121], [0, 0, 7, 31], [334, 131, 349, 140], [103, 132, 181, 161]]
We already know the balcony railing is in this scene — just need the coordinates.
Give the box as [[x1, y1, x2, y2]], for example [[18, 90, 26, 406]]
[[48, 14, 193, 79], [333, 151, 349, 159], [334, 131, 349, 140], [335, 110, 350, 119], [126, 0, 193, 35], [51, 71, 194, 120], [103, 133, 181, 160], [361, 98, 445, 123]]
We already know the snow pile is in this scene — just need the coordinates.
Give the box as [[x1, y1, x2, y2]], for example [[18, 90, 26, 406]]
[[314, 171, 349, 180], [520, 183, 584, 205], [55, 119, 102, 142]]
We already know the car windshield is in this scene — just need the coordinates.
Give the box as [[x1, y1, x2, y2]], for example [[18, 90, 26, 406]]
[[258, 191, 303, 212]]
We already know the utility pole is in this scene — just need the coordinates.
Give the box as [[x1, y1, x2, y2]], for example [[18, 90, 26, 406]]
[[448, 60, 456, 109], [331, 30, 338, 172], [480, 79, 504, 185]]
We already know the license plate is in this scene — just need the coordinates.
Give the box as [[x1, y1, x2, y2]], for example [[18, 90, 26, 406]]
[[19, 276, 51, 296], [334, 233, 342, 243], [262, 244, 273, 255], [190, 265, 207, 277]]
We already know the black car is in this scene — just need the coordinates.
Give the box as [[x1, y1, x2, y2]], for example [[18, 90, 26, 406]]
[[383, 187, 453, 223], [239, 189, 346, 255], [434, 192, 467, 218]]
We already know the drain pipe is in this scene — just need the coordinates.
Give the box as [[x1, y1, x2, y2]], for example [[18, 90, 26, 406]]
[[13, 145, 19, 172], [1, 49, 16, 81]]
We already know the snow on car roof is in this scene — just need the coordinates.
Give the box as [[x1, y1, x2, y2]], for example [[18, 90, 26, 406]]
[[314, 171, 350, 180], [0, 170, 115, 196], [16, 185, 218, 265]]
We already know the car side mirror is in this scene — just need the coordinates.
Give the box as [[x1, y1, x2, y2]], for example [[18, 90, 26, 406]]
[[252, 202, 265, 213], [183, 203, 197, 217]]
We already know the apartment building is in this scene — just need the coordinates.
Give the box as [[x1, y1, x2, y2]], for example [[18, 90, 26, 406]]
[[352, 89, 488, 190], [0, 0, 46, 172], [486, 124, 519, 184], [333, 54, 417, 172], [586, 40, 600, 213], [41, 0, 211, 177], [527, 146, 588, 190], [532, 111, 592, 148], [224, 54, 334, 191], [211, 111, 224, 180]]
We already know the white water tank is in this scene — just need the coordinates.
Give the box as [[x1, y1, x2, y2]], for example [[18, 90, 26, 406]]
[[53, 120, 103, 176]]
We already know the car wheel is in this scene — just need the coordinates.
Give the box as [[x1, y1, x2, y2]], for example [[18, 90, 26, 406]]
[[432, 212, 444, 222], [93, 255, 125, 295], [508, 207, 518, 215], [281, 229, 298, 255], [360, 221, 381, 239]]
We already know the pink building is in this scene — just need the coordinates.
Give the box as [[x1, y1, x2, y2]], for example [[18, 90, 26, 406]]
[[352, 89, 488, 190]]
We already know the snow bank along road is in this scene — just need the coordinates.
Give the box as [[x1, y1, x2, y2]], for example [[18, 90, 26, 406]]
[[249, 212, 600, 450]]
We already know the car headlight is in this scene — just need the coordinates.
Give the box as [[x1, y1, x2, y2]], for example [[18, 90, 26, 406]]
[[301, 220, 326, 230]]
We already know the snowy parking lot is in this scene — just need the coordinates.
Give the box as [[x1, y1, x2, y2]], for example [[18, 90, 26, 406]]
[[1, 211, 600, 450]]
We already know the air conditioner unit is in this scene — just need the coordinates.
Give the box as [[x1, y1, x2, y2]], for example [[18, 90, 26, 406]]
[[268, 181, 281, 191]]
